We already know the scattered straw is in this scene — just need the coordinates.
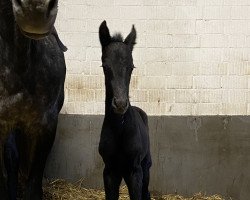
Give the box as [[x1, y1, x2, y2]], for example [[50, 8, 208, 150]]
[[43, 179, 225, 200]]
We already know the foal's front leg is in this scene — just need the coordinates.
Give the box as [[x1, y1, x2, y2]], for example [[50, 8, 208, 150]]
[[103, 165, 122, 200], [141, 153, 152, 200], [124, 165, 143, 200]]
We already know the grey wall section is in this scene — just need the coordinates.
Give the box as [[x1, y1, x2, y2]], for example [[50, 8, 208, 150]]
[[45, 115, 250, 200]]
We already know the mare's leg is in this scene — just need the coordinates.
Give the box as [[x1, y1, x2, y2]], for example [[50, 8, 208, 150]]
[[23, 120, 57, 200], [141, 153, 152, 200], [0, 130, 9, 199], [4, 130, 19, 200], [103, 165, 122, 200], [124, 164, 143, 200]]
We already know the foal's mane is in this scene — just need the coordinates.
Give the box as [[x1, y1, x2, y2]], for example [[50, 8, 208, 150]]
[[111, 33, 124, 43]]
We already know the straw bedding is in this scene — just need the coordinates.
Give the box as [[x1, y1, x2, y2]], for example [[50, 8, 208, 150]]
[[42, 179, 225, 200]]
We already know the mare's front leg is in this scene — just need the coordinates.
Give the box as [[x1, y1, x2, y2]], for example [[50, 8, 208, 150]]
[[103, 165, 122, 200], [4, 130, 20, 200], [23, 119, 58, 200], [0, 130, 9, 200]]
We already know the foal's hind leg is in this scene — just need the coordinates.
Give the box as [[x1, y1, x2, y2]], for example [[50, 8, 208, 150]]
[[4, 130, 20, 200], [141, 154, 152, 200], [103, 165, 122, 200]]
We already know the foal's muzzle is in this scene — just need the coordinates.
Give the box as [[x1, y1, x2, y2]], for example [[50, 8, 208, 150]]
[[12, 0, 58, 40], [112, 97, 129, 115]]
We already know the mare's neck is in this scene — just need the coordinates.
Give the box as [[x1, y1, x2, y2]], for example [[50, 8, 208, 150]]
[[0, 0, 14, 43], [14, 29, 32, 73], [0, 1, 31, 72]]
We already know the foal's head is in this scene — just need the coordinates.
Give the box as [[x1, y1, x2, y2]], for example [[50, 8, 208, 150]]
[[99, 21, 136, 115], [11, 0, 59, 39]]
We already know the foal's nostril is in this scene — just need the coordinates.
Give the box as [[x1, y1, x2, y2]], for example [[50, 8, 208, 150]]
[[113, 98, 128, 109], [112, 97, 129, 114], [48, 0, 57, 12]]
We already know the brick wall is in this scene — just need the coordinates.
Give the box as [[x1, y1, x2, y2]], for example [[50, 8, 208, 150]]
[[56, 0, 250, 115]]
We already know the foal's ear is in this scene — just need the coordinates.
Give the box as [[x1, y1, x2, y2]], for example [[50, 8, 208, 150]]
[[99, 20, 111, 48], [124, 25, 136, 51]]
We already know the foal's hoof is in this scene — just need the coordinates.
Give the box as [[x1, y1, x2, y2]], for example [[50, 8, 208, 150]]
[[142, 193, 151, 200], [0, 186, 8, 200], [23, 190, 43, 200]]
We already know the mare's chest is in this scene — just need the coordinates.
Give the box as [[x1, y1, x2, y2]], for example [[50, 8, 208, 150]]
[[0, 46, 63, 123], [100, 117, 145, 159]]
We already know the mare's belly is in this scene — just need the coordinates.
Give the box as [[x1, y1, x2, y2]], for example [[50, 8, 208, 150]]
[[0, 92, 45, 128]]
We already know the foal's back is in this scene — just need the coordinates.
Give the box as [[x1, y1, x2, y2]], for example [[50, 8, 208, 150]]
[[133, 106, 149, 128]]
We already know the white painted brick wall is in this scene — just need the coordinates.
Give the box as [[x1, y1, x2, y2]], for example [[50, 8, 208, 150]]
[[57, 0, 250, 115]]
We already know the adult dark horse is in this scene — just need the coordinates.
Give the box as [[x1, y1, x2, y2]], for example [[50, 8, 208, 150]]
[[99, 21, 152, 200], [0, 0, 66, 199]]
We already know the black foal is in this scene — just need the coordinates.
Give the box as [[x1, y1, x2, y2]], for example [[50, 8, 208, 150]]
[[98, 20, 152, 200]]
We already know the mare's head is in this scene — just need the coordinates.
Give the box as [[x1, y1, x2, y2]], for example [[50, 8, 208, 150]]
[[11, 0, 58, 39], [99, 21, 136, 115]]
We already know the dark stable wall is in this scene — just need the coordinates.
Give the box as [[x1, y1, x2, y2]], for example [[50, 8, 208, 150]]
[[45, 115, 250, 200]]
